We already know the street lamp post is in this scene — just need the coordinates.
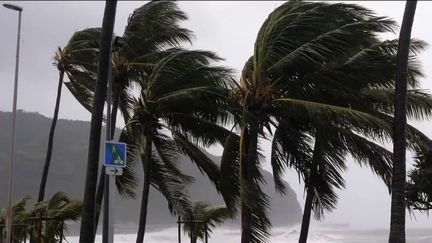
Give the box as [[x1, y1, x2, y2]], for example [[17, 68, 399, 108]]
[[3, 3, 23, 243]]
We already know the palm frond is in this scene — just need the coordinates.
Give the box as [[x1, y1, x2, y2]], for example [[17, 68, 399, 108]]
[[274, 98, 392, 135], [64, 75, 95, 114], [407, 147, 432, 211], [308, 134, 346, 219], [147, 49, 232, 99], [115, 128, 140, 198], [152, 133, 194, 183], [361, 88, 432, 120], [163, 112, 234, 147], [272, 120, 313, 194], [121, 1, 193, 58], [254, 2, 395, 81], [219, 133, 241, 212], [171, 131, 220, 190], [375, 113, 431, 152], [150, 152, 192, 216], [182, 201, 232, 241], [337, 128, 392, 187]]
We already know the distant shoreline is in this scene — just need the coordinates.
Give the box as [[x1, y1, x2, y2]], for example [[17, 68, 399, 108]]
[[64, 226, 432, 243]]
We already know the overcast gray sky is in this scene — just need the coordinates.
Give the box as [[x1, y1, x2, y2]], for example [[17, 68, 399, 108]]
[[1, 1, 432, 230]]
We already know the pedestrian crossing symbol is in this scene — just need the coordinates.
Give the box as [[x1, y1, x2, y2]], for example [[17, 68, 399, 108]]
[[104, 141, 127, 168]]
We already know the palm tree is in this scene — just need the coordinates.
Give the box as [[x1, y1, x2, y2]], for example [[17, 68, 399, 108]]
[[292, 36, 432, 242], [66, 0, 193, 135], [181, 202, 231, 243], [296, 126, 394, 243], [219, 2, 431, 243], [30, 192, 83, 243], [62, 2, 194, 232], [390, 1, 418, 242], [221, 3, 394, 242], [79, 1, 117, 243], [37, 35, 100, 203], [295, 91, 432, 243], [0, 196, 31, 243], [126, 49, 234, 243], [37, 48, 67, 203], [0, 193, 82, 243]]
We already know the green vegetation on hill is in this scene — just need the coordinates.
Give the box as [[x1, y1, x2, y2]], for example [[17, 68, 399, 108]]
[[0, 111, 301, 227]]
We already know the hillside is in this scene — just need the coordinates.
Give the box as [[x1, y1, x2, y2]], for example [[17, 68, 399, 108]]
[[0, 111, 302, 227]]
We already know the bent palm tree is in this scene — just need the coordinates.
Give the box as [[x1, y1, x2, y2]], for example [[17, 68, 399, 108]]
[[37, 48, 66, 203], [126, 49, 234, 243], [291, 36, 432, 243], [296, 126, 393, 243], [219, 2, 431, 243], [0, 196, 31, 243], [0, 193, 82, 243], [181, 202, 232, 243], [66, 0, 193, 135], [222, 3, 396, 242], [31, 192, 83, 243], [37, 36, 99, 203], [63, 1, 194, 234], [296, 87, 432, 243]]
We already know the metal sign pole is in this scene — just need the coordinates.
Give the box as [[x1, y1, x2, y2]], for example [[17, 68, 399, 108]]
[[102, 44, 113, 243]]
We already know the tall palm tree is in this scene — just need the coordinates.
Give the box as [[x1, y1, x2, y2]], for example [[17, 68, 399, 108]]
[[390, 1, 418, 242], [79, 1, 117, 243], [62, 3, 194, 231], [37, 34, 100, 203], [60, 3, 194, 241], [37, 48, 67, 203], [295, 91, 432, 243], [292, 35, 432, 241], [181, 202, 232, 243], [219, 2, 431, 243], [126, 49, 234, 243], [66, 0, 193, 135], [222, 3, 394, 242]]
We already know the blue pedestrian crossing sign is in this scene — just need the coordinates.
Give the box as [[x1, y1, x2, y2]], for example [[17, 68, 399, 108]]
[[104, 141, 127, 168]]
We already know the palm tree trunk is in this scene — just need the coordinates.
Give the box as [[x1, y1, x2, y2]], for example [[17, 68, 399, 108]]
[[37, 70, 64, 202], [239, 126, 250, 243], [241, 206, 252, 243], [93, 90, 120, 237], [240, 126, 258, 243], [389, 1, 417, 243], [299, 133, 322, 243], [191, 234, 197, 243], [136, 136, 152, 243], [79, 1, 117, 243], [298, 186, 314, 243], [110, 92, 120, 137]]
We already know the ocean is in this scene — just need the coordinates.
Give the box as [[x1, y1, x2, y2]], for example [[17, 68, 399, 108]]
[[64, 225, 432, 243]]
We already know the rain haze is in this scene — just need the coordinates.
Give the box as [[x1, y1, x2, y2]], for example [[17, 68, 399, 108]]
[[1, 0, 432, 239]]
